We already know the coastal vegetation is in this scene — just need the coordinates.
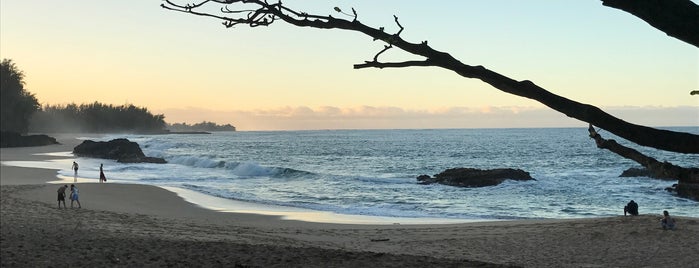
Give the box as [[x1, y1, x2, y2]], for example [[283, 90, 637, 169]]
[[0, 59, 40, 134], [1, 59, 235, 137], [167, 121, 236, 132], [162, 1, 698, 199], [29, 102, 167, 134]]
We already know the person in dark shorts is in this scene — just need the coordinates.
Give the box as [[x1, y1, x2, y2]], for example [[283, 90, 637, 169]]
[[624, 200, 638, 216], [57, 185, 68, 208]]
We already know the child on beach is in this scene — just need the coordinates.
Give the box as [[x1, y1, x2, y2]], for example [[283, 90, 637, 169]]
[[70, 184, 82, 208], [661, 210, 676, 230], [57, 185, 68, 208]]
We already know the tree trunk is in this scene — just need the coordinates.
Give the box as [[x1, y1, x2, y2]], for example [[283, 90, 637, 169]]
[[602, 0, 699, 47]]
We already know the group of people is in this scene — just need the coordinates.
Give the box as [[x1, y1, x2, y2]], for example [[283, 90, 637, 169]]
[[58, 162, 109, 208], [71, 161, 107, 183], [624, 200, 676, 230], [57, 184, 81, 208]]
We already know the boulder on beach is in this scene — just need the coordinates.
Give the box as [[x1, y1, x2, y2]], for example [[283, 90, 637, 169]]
[[417, 167, 535, 187], [1, 131, 59, 148], [73, 138, 166, 164]]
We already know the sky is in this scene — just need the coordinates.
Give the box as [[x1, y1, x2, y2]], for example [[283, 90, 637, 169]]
[[1, 0, 697, 130]]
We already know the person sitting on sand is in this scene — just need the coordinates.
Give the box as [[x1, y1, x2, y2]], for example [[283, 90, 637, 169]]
[[70, 184, 82, 208], [57, 185, 68, 208], [660, 210, 676, 230], [624, 200, 638, 216]]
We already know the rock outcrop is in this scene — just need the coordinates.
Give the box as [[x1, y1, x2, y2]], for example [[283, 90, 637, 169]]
[[620, 166, 699, 201], [620, 167, 655, 178], [1, 131, 59, 148], [73, 138, 166, 164], [417, 167, 535, 187]]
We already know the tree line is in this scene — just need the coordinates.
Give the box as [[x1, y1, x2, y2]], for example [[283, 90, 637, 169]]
[[2, 58, 235, 134], [168, 121, 236, 132], [29, 102, 167, 133]]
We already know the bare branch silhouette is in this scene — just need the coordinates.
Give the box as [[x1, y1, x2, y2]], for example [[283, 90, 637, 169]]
[[162, 0, 698, 155]]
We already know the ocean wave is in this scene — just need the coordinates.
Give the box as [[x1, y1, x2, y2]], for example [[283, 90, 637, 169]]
[[82, 129, 699, 220], [169, 155, 225, 168], [109, 165, 161, 172], [225, 161, 313, 178], [161, 155, 313, 178]]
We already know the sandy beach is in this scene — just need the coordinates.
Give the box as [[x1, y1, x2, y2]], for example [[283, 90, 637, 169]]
[[2, 135, 698, 267]]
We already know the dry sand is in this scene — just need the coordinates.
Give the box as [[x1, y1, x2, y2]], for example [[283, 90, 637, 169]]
[[1, 135, 698, 267]]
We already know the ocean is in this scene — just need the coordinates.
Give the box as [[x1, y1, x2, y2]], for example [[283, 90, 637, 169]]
[[47, 128, 699, 220]]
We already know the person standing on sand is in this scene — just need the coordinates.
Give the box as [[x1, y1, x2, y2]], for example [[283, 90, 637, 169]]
[[72, 161, 79, 182], [99, 163, 107, 183], [70, 184, 82, 208], [624, 200, 638, 216], [661, 210, 676, 230], [57, 185, 68, 208]]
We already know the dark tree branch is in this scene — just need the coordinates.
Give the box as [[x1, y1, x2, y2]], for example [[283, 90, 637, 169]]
[[601, 0, 699, 47], [162, 0, 210, 10], [588, 124, 699, 200], [371, 45, 393, 63], [161, 1, 699, 154], [354, 60, 435, 69]]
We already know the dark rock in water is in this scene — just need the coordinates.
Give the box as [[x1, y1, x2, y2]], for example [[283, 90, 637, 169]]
[[620, 167, 655, 178], [1, 131, 59, 148], [73, 138, 166, 164], [619, 166, 682, 181], [417, 167, 535, 187], [623, 166, 699, 201], [675, 182, 699, 201]]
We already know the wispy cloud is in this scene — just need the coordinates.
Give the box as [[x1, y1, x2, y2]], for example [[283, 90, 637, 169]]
[[156, 105, 698, 131]]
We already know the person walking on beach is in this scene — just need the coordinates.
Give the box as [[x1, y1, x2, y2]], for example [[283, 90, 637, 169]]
[[70, 184, 82, 208], [57, 184, 68, 208], [624, 200, 638, 216], [99, 163, 107, 183], [72, 161, 79, 182], [661, 210, 676, 230]]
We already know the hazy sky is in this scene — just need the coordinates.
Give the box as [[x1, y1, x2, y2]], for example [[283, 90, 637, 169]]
[[1, 1, 697, 130]]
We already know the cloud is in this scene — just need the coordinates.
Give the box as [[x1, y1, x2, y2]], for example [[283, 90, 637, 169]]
[[155, 105, 698, 131]]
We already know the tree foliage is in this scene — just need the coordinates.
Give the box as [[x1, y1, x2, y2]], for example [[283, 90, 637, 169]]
[[30, 102, 167, 133], [168, 121, 236, 132], [0, 59, 40, 134]]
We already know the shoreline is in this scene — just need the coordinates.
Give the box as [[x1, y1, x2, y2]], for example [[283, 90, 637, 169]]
[[2, 152, 479, 225], [2, 134, 699, 267]]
